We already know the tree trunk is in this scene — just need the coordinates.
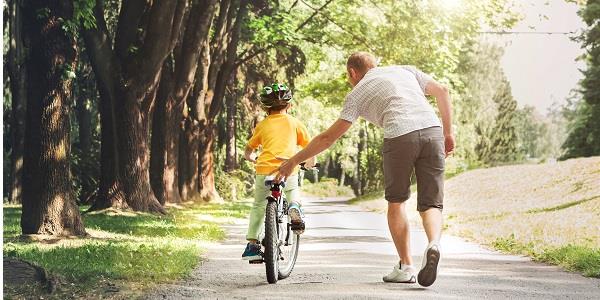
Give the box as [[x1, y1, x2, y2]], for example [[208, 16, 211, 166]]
[[352, 127, 365, 196], [7, 0, 27, 204], [21, 0, 86, 236], [198, 123, 219, 200], [83, 0, 186, 212], [75, 72, 94, 203], [179, 118, 201, 199], [82, 1, 126, 211], [358, 126, 365, 195], [151, 66, 182, 204], [117, 91, 165, 213], [151, 0, 218, 203], [224, 90, 237, 172]]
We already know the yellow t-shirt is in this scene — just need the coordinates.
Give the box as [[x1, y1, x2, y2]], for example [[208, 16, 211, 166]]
[[247, 113, 311, 175]]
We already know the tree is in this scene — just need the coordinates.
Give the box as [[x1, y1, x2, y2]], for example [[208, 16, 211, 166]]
[[83, 0, 186, 213], [179, 0, 248, 201], [20, 0, 86, 236], [150, 0, 219, 204], [6, 0, 27, 204], [562, 0, 600, 159], [476, 78, 520, 164]]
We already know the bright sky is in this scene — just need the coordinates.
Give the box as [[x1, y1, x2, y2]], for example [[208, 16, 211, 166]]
[[491, 0, 586, 114]]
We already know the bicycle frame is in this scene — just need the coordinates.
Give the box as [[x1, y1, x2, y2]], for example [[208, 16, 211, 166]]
[[265, 180, 293, 246], [265, 182, 294, 246]]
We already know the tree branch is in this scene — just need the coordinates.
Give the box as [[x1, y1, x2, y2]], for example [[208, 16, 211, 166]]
[[299, 0, 374, 51], [114, 0, 147, 63], [174, 0, 219, 103], [234, 0, 334, 67], [133, 0, 186, 98]]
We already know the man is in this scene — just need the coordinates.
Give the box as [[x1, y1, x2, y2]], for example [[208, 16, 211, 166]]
[[275, 52, 454, 287]]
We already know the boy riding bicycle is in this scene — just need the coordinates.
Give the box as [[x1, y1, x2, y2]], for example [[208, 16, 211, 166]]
[[242, 83, 314, 261]]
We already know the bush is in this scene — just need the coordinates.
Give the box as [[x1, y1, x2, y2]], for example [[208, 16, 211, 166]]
[[215, 169, 253, 201]]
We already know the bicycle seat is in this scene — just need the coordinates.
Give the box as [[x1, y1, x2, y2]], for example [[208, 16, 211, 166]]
[[264, 175, 285, 188]]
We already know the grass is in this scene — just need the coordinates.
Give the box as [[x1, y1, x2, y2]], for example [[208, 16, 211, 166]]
[[493, 235, 600, 277], [3, 201, 251, 298], [526, 195, 600, 214], [302, 178, 354, 198], [443, 157, 600, 278]]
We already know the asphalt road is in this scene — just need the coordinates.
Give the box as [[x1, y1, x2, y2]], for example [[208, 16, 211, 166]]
[[146, 196, 600, 299]]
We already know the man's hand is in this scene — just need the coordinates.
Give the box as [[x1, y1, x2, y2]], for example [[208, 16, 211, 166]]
[[273, 157, 296, 182], [273, 119, 352, 182], [444, 134, 455, 157], [244, 146, 256, 163]]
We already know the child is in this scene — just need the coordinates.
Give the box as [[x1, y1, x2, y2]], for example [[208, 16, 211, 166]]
[[242, 83, 314, 261]]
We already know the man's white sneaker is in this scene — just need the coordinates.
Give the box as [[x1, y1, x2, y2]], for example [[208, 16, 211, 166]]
[[417, 241, 441, 287], [383, 263, 416, 283]]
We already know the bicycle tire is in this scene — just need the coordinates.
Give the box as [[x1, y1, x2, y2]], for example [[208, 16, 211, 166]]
[[264, 200, 279, 284], [277, 234, 299, 279]]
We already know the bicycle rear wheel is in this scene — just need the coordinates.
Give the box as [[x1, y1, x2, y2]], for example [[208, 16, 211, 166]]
[[277, 231, 299, 279], [264, 200, 279, 284]]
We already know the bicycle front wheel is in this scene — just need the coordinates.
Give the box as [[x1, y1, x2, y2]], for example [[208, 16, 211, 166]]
[[263, 200, 279, 284]]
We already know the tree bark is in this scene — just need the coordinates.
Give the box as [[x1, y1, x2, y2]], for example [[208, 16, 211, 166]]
[[197, 0, 247, 200], [83, 0, 126, 211], [224, 86, 238, 172], [74, 65, 95, 203], [151, 0, 218, 203], [198, 123, 218, 200], [83, 0, 186, 213], [117, 94, 165, 212], [179, 0, 233, 201], [180, 118, 201, 199], [150, 64, 181, 204], [21, 0, 86, 236], [7, 0, 27, 204]]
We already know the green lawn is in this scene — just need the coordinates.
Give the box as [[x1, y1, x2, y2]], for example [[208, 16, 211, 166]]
[[3, 201, 251, 298]]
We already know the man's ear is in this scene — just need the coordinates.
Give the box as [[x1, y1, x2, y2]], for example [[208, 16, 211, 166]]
[[348, 67, 357, 80]]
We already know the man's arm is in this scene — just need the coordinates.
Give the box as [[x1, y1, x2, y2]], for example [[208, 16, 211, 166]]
[[425, 80, 455, 156], [275, 119, 352, 181]]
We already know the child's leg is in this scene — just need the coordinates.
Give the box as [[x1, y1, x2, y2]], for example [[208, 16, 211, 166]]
[[246, 175, 269, 242], [284, 174, 301, 207], [284, 174, 305, 234]]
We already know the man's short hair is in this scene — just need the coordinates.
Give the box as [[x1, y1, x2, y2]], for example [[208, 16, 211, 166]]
[[347, 52, 378, 73]]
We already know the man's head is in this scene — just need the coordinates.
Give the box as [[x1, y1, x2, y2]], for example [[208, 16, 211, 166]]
[[346, 52, 378, 87]]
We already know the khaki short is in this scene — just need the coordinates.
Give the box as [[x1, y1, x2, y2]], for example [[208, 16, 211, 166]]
[[383, 126, 444, 211]]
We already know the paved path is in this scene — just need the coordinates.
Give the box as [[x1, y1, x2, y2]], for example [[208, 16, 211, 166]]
[[147, 196, 600, 299]]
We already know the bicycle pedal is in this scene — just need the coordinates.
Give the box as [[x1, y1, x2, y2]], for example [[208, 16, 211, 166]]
[[249, 259, 263, 264]]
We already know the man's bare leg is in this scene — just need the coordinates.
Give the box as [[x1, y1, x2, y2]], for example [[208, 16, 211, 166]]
[[419, 208, 442, 243], [387, 202, 413, 265], [417, 207, 443, 287]]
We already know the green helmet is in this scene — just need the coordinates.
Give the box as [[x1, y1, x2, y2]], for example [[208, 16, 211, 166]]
[[259, 83, 293, 108]]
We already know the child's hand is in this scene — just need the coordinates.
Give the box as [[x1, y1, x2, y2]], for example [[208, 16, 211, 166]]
[[304, 156, 317, 169], [245, 152, 257, 163]]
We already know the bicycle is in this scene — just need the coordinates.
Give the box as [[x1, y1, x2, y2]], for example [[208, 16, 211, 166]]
[[250, 162, 318, 284]]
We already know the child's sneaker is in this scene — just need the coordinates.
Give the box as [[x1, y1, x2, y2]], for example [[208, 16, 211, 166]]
[[242, 243, 263, 261], [288, 203, 305, 234]]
